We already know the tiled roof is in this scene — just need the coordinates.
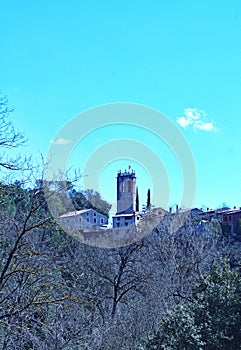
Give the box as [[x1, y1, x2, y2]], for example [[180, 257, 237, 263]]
[[178, 208, 202, 213], [59, 209, 92, 218], [221, 208, 241, 215]]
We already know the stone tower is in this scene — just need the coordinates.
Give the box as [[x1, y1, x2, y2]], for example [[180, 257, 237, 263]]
[[116, 169, 136, 214], [113, 169, 141, 229]]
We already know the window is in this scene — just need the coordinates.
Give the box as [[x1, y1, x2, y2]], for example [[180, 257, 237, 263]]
[[94, 218, 97, 223], [117, 223, 120, 227], [87, 218, 90, 223], [94, 212, 96, 216], [125, 222, 128, 226], [79, 217, 81, 222], [100, 218, 104, 224], [128, 180, 131, 192], [87, 212, 89, 216], [121, 182, 124, 192]]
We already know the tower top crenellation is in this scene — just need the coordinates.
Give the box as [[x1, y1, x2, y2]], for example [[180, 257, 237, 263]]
[[117, 169, 136, 177]]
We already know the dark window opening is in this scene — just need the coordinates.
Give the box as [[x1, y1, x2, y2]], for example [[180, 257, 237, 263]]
[[128, 180, 131, 192]]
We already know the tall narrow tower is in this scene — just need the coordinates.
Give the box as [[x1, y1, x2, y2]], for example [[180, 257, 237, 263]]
[[116, 169, 136, 214], [113, 169, 140, 229]]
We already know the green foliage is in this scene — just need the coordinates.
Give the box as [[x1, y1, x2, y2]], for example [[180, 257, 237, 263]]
[[136, 186, 139, 212], [141, 307, 204, 349], [235, 219, 241, 239], [221, 222, 231, 236], [144, 260, 241, 350], [147, 189, 151, 210], [83, 188, 111, 216], [0, 96, 240, 349], [0, 182, 30, 217], [193, 261, 241, 349], [42, 179, 111, 216]]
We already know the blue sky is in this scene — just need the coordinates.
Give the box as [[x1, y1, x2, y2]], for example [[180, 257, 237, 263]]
[[1, 0, 241, 212]]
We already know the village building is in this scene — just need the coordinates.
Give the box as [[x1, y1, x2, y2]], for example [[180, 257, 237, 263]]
[[195, 207, 241, 234], [58, 169, 241, 234], [172, 207, 203, 216], [220, 208, 241, 233], [59, 208, 108, 230]]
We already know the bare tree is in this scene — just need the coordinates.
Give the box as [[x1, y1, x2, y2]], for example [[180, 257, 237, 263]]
[[0, 94, 27, 171]]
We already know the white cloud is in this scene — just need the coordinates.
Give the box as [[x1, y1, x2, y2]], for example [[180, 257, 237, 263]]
[[51, 137, 72, 145], [194, 121, 214, 131], [177, 116, 192, 128], [177, 108, 216, 132]]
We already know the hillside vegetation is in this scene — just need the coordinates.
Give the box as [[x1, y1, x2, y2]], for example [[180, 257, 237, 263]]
[[0, 96, 240, 349]]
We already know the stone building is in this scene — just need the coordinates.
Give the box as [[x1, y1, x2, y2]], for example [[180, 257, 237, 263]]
[[59, 208, 108, 230], [112, 169, 141, 228], [221, 208, 241, 233]]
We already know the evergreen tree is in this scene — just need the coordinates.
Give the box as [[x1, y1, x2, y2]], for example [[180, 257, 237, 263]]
[[136, 186, 139, 212], [147, 188, 151, 210], [143, 260, 241, 350]]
